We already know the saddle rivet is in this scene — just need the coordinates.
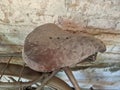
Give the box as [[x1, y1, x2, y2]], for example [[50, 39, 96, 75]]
[[49, 37, 52, 39], [57, 37, 60, 39]]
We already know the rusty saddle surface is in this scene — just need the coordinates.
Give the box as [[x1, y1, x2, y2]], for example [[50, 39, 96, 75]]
[[22, 23, 106, 72]]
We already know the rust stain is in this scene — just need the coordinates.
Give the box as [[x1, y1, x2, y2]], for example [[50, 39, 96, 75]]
[[8, 0, 13, 4], [24, 39, 63, 72], [65, 0, 80, 10]]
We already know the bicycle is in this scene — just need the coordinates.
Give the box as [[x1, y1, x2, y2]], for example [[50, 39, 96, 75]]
[[0, 23, 106, 90], [0, 52, 99, 90], [0, 55, 72, 90]]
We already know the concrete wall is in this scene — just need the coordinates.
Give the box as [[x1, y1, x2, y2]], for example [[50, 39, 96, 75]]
[[0, 0, 120, 52]]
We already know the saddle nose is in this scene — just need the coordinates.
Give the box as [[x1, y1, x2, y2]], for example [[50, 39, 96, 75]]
[[22, 23, 106, 72]]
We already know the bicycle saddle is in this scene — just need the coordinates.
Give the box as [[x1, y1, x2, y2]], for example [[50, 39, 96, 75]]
[[22, 23, 106, 72]]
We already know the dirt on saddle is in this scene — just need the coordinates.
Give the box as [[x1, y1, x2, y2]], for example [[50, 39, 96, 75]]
[[22, 23, 106, 72]]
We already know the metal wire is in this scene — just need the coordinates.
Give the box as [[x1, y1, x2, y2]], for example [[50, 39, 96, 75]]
[[18, 63, 26, 90], [0, 56, 13, 79]]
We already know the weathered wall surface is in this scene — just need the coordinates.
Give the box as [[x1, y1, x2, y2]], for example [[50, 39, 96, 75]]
[[0, 0, 120, 89], [0, 0, 120, 53]]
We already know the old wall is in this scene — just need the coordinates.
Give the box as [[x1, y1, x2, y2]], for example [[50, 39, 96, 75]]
[[0, 0, 120, 89], [0, 0, 120, 52]]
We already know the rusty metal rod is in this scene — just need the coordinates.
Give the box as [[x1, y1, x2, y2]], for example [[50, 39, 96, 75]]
[[63, 67, 82, 90], [0, 56, 12, 79], [36, 69, 60, 90]]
